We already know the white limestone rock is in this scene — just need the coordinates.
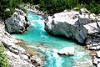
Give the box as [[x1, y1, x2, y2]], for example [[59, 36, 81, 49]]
[[45, 11, 88, 44], [84, 22, 100, 34], [79, 8, 90, 14], [96, 51, 100, 58], [5, 9, 30, 34], [58, 47, 75, 56], [97, 63, 100, 67], [5, 50, 34, 67]]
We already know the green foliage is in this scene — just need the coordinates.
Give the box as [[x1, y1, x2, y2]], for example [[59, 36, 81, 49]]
[[87, 2, 100, 14], [40, 0, 100, 14], [40, 0, 79, 14], [0, 0, 22, 19], [0, 0, 9, 19], [0, 0, 40, 19], [0, 0, 99, 19], [9, 0, 22, 15], [0, 45, 8, 67], [23, 0, 40, 4]]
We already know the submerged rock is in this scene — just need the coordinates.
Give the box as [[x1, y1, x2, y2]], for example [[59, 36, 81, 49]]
[[5, 9, 30, 34], [58, 47, 75, 56]]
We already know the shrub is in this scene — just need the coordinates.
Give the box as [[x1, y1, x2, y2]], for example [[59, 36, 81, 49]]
[[87, 3, 100, 14], [0, 45, 8, 67]]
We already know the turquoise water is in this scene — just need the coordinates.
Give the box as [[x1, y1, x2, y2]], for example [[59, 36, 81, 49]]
[[13, 12, 76, 49], [13, 12, 91, 67]]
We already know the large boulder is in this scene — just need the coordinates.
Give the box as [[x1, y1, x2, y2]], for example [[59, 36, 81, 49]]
[[5, 9, 30, 34], [45, 10, 88, 44]]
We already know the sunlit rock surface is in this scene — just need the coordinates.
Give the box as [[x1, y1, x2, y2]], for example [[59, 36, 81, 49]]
[[5, 9, 30, 34], [0, 19, 44, 67], [45, 8, 100, 45], [58, 47, 75, 56], [45, 10, 88, 44]]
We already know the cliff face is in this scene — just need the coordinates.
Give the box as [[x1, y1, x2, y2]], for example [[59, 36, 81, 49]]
[[5, 9, 30, 34]]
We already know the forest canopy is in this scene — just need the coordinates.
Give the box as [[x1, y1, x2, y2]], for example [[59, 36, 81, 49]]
[[0, 0, 100, 19], [39, 0, 100, 14]]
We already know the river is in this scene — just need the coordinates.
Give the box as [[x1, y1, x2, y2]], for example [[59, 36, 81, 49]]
[[13, 12, 92, 67]]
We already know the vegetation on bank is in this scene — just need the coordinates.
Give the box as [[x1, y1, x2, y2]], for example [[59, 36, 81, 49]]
[[0, 0, 40, 19], [40, 0, 100, 14], [0, 45, 8, 67], [0, 0, 100, 19]]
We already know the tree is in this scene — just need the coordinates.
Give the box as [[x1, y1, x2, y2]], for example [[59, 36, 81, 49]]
[[0, 0, 22, 19]]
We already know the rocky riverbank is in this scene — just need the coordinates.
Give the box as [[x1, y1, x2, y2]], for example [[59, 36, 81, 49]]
[[1, 6, 100, 67], [44, 8, 100, 67], [0, 12, 44, 67]]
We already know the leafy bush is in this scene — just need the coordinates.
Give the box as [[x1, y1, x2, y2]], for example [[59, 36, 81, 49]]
[[0, 45, 8, 67], [87, 3, 100, 14]]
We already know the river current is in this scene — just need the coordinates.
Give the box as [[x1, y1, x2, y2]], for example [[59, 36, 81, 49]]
[[13, 12, 91, 67]]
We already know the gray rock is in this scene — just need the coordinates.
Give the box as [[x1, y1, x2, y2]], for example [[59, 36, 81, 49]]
[[79, 8, 90, 15], [84, 22, 100, 34], [93, 57, 98, 65], [5, 9, 30, 34], [30, 55, 43, 67], [96, 51, 100, 58], [45, 11, 88, 44], [5, 50, 34, 67], [20, 54, 29, 61], [97, 63, 100, 67], [0, 20, 43, 67]]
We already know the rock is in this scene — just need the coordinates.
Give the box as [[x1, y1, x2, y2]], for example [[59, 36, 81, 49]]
[[44, 9, 100, 45], [17, 46, 26, 54], [58, 47, 75, 56], [84, 22, 100, 34], [5, 8, 30, 34], [5, 50, 34, 67], [2, 41, 26, 54], [97, 63, 100, 67], [93, 57, 98, 65], [20, 54, 29, 61], [93, 56, 100, 65], [88, 46, 97, 50], [96, 51, 100, 58], [45, 11, 88, 44], [79, 8, 90, 15], [0, 20, 44, 67], [30, 55, 43, 67]]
